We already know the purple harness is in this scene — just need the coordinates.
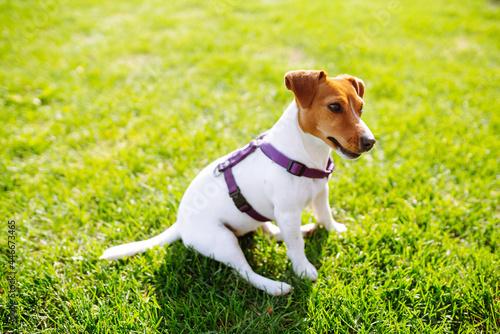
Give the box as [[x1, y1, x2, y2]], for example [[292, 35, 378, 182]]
[[216, 133, 334, 222]]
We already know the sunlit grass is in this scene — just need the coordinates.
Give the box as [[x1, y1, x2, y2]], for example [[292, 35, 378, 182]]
[[0, 0, 499, 332]]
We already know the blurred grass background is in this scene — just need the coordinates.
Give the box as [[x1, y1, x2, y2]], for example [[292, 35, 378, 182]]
[[0, 0, 499, 332]]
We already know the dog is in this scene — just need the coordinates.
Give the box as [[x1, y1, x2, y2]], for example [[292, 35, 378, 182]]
[[100, 70, 375, 295]]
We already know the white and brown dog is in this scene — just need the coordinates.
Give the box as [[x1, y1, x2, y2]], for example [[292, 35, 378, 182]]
[[100, 70, 375, 295]]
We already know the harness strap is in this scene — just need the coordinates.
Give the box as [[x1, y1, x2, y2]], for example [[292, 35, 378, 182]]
[[259, 141, 334, 178], [217, 134, 334, 222], [217, 140, 271, 222], [221, 165, 272, 222]]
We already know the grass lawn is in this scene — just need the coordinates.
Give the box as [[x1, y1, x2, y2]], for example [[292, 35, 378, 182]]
[[1, 0, 499, 332]]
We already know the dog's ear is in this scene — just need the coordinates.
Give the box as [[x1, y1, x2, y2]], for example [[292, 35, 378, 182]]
[[336, 74, 365, 99], [285, 70, 327, 108]]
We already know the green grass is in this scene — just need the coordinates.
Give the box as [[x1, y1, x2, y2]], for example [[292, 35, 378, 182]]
[[1, 0, 499, 332]]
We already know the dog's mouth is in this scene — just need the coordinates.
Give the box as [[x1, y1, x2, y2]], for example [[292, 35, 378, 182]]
[[327, 137, 361, 160]]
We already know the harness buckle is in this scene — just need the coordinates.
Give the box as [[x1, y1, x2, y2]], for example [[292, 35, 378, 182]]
[[287, 160, 306, 176], [229, 187, 252, 212]]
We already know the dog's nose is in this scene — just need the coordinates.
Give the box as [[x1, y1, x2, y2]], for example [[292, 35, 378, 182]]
[[360, 135, 376, 151]]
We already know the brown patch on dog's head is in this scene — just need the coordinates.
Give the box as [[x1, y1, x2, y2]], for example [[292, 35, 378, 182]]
[[284, 70, 327, 108], [285, 70, 376, 160], [336, 74, 365, 99]]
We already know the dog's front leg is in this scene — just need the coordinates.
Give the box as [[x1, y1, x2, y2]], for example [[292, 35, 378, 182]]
[[312, 183, 347, 233], [275, 211, 318, 281]]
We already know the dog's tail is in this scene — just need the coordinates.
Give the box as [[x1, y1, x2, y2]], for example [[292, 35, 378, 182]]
[[99, 222, 181, 260]]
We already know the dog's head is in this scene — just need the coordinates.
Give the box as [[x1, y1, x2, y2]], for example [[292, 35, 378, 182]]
[[285, 70, 376, 160]]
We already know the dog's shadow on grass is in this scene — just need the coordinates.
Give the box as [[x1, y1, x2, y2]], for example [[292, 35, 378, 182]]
[[152, 226, 331, 333]]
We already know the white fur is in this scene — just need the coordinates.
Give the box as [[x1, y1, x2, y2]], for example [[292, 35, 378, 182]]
[[100, 101, 350, 296]]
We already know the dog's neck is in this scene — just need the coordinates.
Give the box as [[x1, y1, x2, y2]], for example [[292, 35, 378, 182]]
[[265, 101, 332, 170]]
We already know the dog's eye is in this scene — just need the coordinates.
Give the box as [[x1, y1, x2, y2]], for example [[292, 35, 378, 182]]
[[328, 103, 342, 113], [360, 105, 364, 114]]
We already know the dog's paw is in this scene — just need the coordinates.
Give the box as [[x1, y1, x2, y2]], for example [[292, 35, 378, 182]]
[[300, 223, 318, 238], [294, 261, 318, 281], [264, 281, 292, 296], [323, 221, 347, 233], [331, 222, 347, 233]]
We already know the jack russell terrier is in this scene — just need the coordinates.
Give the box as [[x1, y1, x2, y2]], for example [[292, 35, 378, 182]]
[[100, 70, 376, 295]]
